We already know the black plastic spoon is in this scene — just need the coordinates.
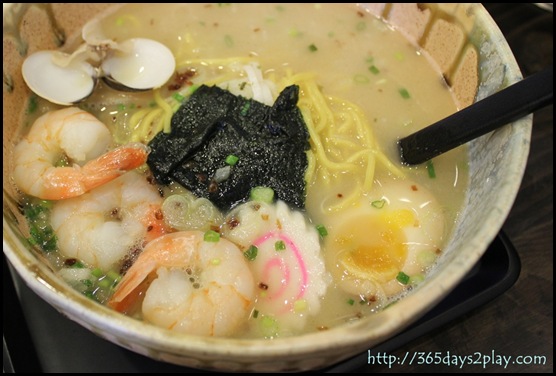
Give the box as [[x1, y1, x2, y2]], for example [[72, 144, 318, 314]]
[[398, 65, 553, 165]]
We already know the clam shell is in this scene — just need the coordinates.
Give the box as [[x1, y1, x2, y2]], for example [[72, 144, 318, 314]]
[[100, 38, 176, 91], [21, 50, 97, 105]]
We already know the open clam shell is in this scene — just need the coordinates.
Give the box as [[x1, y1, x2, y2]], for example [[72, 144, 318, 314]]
[[100, 38, 176, 91], [21, 50, 97, 105], [22, 17, 176, 104]]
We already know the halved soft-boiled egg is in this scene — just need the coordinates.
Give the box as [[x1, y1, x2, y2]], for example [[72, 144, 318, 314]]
[[325, 179, 446, 306]]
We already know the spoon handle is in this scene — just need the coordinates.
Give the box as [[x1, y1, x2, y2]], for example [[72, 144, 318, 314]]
[[398, 65, 553, 165]]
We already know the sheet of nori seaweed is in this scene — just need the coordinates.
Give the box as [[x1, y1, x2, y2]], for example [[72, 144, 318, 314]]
[[147, 84, 309, 211]]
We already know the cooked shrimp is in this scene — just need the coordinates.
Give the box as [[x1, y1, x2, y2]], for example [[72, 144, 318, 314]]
[[109, 231, 255, 337], [50, 171, 167, 271], [13, 107, 148, 200], [221, 200, 329, 336]]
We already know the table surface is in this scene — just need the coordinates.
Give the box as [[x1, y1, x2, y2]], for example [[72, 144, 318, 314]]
[[3, 3, 553, 374], [364, 3, 554, 373]]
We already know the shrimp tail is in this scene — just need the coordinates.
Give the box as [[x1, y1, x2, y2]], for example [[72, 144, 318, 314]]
[[81, 143, 149, 192], [108, 258, 157, 312], [85, 143, 149, 175], [38, 143, 149, 200]]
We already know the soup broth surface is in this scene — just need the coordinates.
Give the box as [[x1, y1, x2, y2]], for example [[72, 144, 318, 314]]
[[14, 3, 468, 338]]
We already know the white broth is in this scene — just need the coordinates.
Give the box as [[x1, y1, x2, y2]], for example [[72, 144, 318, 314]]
[[14, 3, 468, 338]]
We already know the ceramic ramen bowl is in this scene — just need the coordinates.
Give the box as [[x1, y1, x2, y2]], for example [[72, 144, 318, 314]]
[[3, 3, 530, 372]]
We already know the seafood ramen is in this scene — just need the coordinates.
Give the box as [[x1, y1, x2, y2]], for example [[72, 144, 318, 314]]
[[10, 3, 468, 339]]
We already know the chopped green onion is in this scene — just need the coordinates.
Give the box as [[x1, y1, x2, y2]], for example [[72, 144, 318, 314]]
[[92, 268, 104, 278], [417, 250, 437, 267], [396, 271, 410, 285], [240, 101, 250, 115], [24, 200, 51, 220], [26, 96, 38, 115], [84, 291, 95, 300], [55, 155, 70, 167], [293, 299, 308, 312], [316, 224, 328, 238], [353, 74, 369, 84], [369, 65, 380, 75], [347, 298, 355, 306], [260, 315, 279, 338], [210, 258, 221, 265], [394, 52, 405, 61], [426, 160, 436, 178], [98, 277, 113, 289], [106, 270, 121, 282], [172, 93, 186, 102], [308, 44, 318, 52], [288, 27, 302, 37], [41, 200, 54, 210], [252, 309, 259, 318], [225, 154, 239, 166], [44, 236, 57, 252], [204, 230, 221, 242], [224, 34, 234, 47], [117, 103, 126, 111], [70, 260, 86, 269], [275, 240, 286, 251], [27, 236, 38, 247], [23, 199, 58, 253], [371, 199, 386, 209], [81, 268, 123, 303], [398, 88, 411, 99], [23, 205, 40, 221], [409, 273, 425, 285], [244, 245, 258, 261], [28, 226, 56, 253], [250, 186, 274, 203]]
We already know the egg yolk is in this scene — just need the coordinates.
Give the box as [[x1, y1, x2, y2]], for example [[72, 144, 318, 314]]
[[334, 210, 414, 282]]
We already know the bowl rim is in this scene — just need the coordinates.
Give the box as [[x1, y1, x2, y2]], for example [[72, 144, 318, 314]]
[[3, 2, 532, 369]]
